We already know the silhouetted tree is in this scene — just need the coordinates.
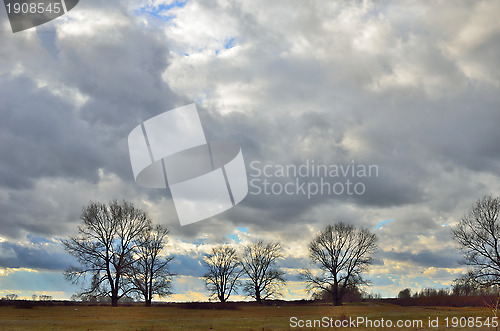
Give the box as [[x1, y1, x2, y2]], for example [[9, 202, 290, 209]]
[[398, 288, 412, 299], [302, 222, 377, 306], [241, 240, 286, 303], [5, 294, 18, 301], [63, 200, 151, 307], [203, 245, 242, 302], [452, 273, 480, 296], [453, 196, 500, 287], [127, 224, 174, 306]]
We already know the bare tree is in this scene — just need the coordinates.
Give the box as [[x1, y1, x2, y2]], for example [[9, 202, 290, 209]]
[[203, 245, 242, 302], [241, 240, 286, 303], [453, 195, 500, 287], [5, 294, 18, 301], [452, 272, 480, 296], [127, 224, 174, 307], [302, 222, 377, 306], [62, 200, 151, 307]]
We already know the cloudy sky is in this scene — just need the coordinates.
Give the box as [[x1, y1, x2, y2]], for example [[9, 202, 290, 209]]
[[1, 0, 500, 301]]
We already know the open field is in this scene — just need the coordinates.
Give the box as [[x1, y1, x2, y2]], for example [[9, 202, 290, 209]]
[[0, 302, 497, 330]]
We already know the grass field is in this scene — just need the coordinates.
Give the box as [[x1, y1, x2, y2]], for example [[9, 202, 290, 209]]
[[0, 302, 496, 330]]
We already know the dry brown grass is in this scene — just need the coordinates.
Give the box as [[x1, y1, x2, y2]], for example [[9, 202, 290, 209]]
[[0, 302, 495, 330]]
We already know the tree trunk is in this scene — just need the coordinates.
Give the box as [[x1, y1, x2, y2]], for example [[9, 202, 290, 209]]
[[146, 289, 152, 307], [255, 290, 262, 304], [111, 288, 119, 307], [333, 295, 342, 306], [332, 284, 342, 306]]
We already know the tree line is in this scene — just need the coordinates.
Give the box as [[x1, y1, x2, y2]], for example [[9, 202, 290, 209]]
[[63, 200, 378, 307], [1, 294, 52, 302], [63, 195, 500, 307], [204, 222, 377, 306]]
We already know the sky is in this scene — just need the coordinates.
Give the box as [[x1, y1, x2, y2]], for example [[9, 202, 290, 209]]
[[1, 0, 500, 301]]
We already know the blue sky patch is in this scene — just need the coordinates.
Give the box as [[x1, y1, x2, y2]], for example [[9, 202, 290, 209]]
[[227, 233, 240, 242], [134, 1, 188, 21], [227, 227, 248, 243], [215, 38, 237, 55], [375, 219, 394, 229], [224, 38, 236, 49]]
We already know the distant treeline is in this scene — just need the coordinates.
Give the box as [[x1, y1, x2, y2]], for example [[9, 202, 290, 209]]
[[391, 285, 500, 307]]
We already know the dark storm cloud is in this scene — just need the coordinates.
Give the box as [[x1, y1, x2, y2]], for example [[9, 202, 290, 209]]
[[0, 75, 103, 189], [55, 29, 184, 182], [382, 249, 461, 269], [0, 239, 75, 271], [170, 253, 204, 278], [1, 0, 185, 188], [0, 0, 188, 239]]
